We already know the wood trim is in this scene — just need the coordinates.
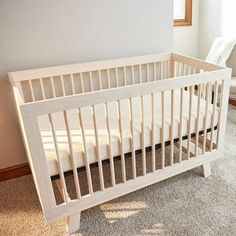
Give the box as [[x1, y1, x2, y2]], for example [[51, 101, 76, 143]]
[[0, 163, 31, 182], [229, 97, 236, 106], [174, 0, 192, 27]]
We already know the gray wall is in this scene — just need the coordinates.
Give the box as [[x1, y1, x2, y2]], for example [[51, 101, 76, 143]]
[[0, 0, 173, 168]]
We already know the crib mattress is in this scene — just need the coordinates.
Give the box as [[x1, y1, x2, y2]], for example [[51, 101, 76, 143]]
[[39, 90, 218, 176]]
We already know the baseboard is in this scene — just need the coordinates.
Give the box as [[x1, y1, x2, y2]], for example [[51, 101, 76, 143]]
[[229, 98, 236, 106], [0, 163, 31, 182]]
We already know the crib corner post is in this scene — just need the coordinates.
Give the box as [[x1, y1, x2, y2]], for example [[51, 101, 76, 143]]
[[67, 212, 81, 235], [200, 162, 211, 178]]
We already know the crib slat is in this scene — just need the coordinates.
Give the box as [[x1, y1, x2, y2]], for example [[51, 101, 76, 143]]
[[151, 93, 156, 172], [139, 64, 142, 83], [161, 91, 165, 168], [49, 114, 69, 202], [203, 83, 210, 154], [187, 85, 193, 159], [80, 73, 85, 93], [89, 71, 94, 92], [63, 111, 81, 199], [105, 103, 116, 187], [98, 70, 102, 90], [179, 87, 184, 162], [131, 66, 135, 85], [39, 78, 46, 100], [50, 77, 56, 98], [141, 95, 146, 175], [78, 108, 93, 194], [170, 89, 174, 165], [129, 97, 136, 179], [195, 84, 202, 156], [147, 64, 149, 82], [70, 74, 76, 95], [118, 100, 126, 182], [29, 80, 35, 101], [92, 106, 105, 190], [210, 81, 218, 151], [60, 75, 66, 96]]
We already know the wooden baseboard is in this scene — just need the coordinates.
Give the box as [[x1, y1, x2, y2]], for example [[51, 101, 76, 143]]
[[229, 98, 236, 106], [0, 163, 31, 182]]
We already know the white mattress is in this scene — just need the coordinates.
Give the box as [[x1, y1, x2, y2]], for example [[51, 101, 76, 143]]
[[38, 89, 218, 176]]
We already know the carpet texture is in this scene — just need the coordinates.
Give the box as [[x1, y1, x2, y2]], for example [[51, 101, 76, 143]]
[[0, 106, 235, 236]]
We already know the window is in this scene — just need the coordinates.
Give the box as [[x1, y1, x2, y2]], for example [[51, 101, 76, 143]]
[[174, 0, 192, 26]]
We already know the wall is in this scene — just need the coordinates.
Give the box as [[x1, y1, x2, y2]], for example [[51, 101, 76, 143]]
[[173, 0, 199, 57], [198, 0, 222, 59], [0, 0, 173, 169]]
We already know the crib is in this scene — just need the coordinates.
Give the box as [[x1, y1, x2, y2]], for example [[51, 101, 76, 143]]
[[9, 53, 231, 234]]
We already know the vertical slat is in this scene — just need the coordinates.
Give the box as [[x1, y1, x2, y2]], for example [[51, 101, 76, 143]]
[[187, 85, 193, 159], [50, 77, 56, 98], [89, 71, 94, 92], [118, 100, 126, 182], [146, 64, 150, 82], [129, 97, 136, 179], [141, 95, 146, 175], [160, 62, 164, 80], [139, 64, 142, 83], [49, 114, 69, 202], [170, 89, 174, 165], [105, 103, 116, 187], [60, 75, 66, 96], [178, 87, 184, 162], [80, 73, 85, 93], [63, 111, 81, 199], [195, 84, 202, 156], [131, 66, 135, 85], [203, 83, 210, 153], [29, 80, 35, 101], [161, 91, 165, 168], [107, 69, 111, 89], [39, 78, 46, 100], [70, 74, 76, 95], [78, 108, 93, 194], [98, 70, 102, 90], [92, 106, 105, 190], [151, 93, 156, 172], [210, 81, 218, 150]]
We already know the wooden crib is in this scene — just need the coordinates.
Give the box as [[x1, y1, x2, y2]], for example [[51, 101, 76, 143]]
[[9, 53, 231, 234]]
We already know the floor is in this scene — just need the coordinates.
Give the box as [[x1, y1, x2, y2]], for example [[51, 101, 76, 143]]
[[0, 105, 235, 236]]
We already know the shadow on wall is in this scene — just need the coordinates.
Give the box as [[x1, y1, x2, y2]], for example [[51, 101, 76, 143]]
[[0, 75, 26, 168]]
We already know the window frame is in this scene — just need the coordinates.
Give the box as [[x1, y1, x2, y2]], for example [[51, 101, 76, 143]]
[[174, 0, 192, 27]]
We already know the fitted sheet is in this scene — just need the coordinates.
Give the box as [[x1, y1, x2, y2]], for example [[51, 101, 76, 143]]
[[38, 89, 218, 176]]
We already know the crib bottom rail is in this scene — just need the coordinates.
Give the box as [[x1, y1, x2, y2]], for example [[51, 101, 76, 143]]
[[46, 148, 222, 223]]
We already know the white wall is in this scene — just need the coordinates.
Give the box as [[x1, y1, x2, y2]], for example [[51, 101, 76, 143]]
[[198, 0, 222, 59], [0, 0, 174, 168], [173, 0, 199, 57]]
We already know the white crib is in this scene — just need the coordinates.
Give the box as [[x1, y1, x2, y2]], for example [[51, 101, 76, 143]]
[[9, 53, 231, 234]]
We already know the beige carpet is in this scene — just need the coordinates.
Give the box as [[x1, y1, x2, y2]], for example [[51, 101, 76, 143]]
[[0, 105, 236, 236]]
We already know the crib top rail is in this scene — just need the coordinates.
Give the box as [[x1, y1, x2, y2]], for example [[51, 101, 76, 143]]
[[9, 53, 224, 83], [20, 68, 231, 119]]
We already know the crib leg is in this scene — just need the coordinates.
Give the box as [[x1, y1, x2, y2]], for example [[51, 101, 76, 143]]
[[200, 162, 211, 177], [67, 212, 81, 235]]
